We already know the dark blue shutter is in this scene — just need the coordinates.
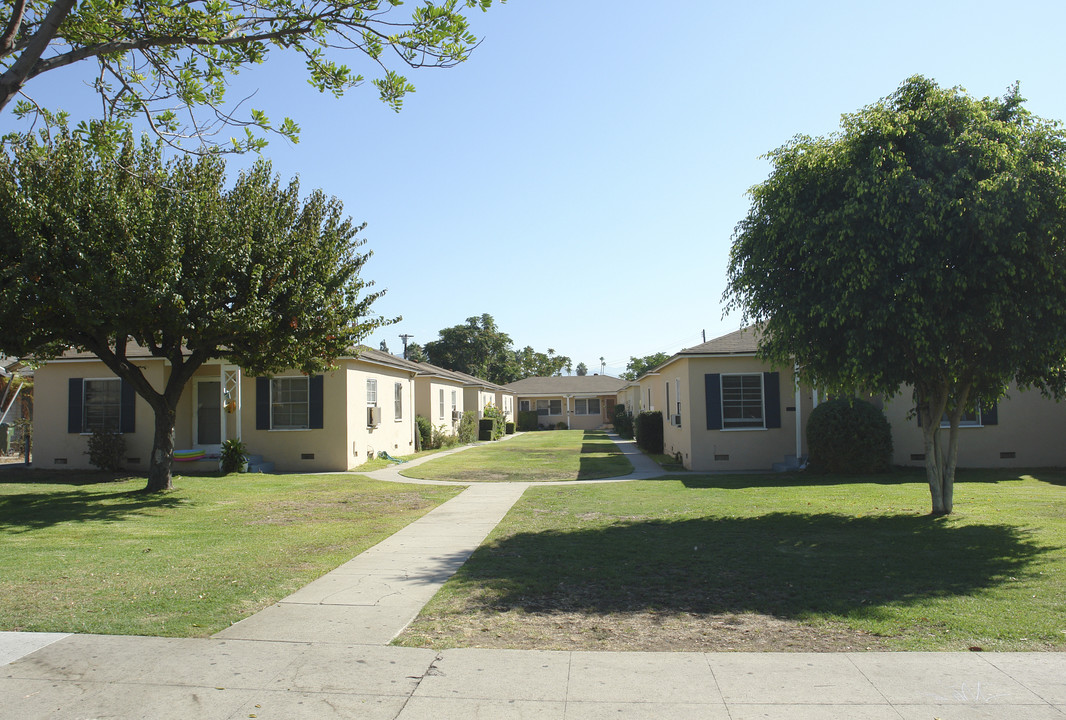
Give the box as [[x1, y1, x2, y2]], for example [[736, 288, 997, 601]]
[[309, 375, 324, 429], [68, 378, 84, 433], [705, 374, 722, 430], [983, 401, 998, 426], [119, 379, 136, 433], [764, 372, 781, 428], [256, 377, 270, 430]]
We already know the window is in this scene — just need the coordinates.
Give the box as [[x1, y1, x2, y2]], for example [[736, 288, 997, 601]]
[[367, 378, 378, 406], [674, 378, 682, 426], [519, 400, 530, 412], [83, 378, 121, 432], [439, 389, 445, 420], [271, 377, 309, 429], [940, 408, 982, 428], [394, 382, 403, 421], [575, 398, 601, 415], [721, 374, 764, 429], [451, 390, 458, 415], [536, 399, 562, 416]]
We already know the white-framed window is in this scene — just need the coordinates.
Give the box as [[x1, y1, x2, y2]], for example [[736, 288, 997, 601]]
[[537, 399, 562, 416], [721, 373, 764, 429], [83, 378, 121, 432], [647, 388, 653, 412], [674, 378, 682, 426], [439, 388, 445, 420], [367, 378, 378, 406], [272, 376, 309, 429], [941, 408, 982, 428], [575, 398, 601, 415], [394, 382, 403, 421], [519, 399, 530, 412], [451, 390, 458, 415]]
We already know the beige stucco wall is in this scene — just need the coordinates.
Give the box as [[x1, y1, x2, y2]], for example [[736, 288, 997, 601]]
[[495, 391, 516, 422], [464, 388, 495, 418], [668, 357, 812, 472], [344, 362, 415, 469], [414, 377, 465, 433], [883, 383, 1066, 468], [33, 358, 162, 471]]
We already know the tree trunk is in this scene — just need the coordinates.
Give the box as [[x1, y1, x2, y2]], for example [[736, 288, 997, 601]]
[[144, 402, 176, 492], [918, 384, 951, 515]]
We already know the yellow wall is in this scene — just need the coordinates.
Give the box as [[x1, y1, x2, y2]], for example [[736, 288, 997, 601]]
[[883, 383, 1066, 468], [414, 377, 465, 433]]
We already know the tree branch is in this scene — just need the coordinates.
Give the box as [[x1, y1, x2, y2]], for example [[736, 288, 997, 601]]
[[0, 0, 77, 112]]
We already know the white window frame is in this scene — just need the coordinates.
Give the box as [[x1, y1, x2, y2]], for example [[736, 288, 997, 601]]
[[271, 376, 310, 430], [394, 382, 403, 421], [82, 377, 121, 433], [940, 408, 983, 428], [721, 373, 765, 430], [367, 378, 378, 407], [575, 398, 602, 416], [451, 390, 458, 415], [439, 388, 445, 420], [674, 378, 682, 426], [519, 399, 530, 412]]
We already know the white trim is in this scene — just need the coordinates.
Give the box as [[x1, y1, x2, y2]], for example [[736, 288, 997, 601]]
[[720, 372, 766, 430], [193, 377, 223, 453], [271, 375, 311, 430]]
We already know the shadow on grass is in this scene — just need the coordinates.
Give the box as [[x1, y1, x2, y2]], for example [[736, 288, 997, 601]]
[[0, 487, 185, 533], [459, 512, 1049, 619], [577, 431, 632, 480]]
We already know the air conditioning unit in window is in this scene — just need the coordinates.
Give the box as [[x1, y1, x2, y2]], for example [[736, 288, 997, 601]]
[[452, 410, 462, 422], [672, 415, 682, 427], [367, 406, 381, 427]]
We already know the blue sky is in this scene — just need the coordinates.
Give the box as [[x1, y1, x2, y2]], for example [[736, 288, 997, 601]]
[[11, 1, 1066, 376]]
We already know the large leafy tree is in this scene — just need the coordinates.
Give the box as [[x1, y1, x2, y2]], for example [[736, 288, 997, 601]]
[[621, 352, 669, 381], [0, 125, 390, 491], [725, 76, 1066, 515], [425, 313, 518, 384], [0, 0, 499, 151]]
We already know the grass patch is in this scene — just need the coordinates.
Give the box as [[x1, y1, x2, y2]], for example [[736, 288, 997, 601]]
[[395, 468, 1066, 652], [351, 446, 452, 472], [0, 469, 461, 637], [400, 430, 632, 482]]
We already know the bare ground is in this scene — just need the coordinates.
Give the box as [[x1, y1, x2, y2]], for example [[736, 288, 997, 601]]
[[397, 609, 889, 652]]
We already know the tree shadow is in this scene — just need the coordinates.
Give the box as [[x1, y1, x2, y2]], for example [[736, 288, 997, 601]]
[[457, 513, 1050, 619], [576, 431, 632, 480], [0, 487, 186, 534], [677, 467, 1037, 491]]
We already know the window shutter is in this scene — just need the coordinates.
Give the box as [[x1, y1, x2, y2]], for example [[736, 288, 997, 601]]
[[705, 374, 722, 430], [256, 377, 270, 430], [119, 380, 136, 433], [309, 375, 324, 429], [68, 378, 84, 433], [983, 401, 998, 426], [764, 372, 781, 428]]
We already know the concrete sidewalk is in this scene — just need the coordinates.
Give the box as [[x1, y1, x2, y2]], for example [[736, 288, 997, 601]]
[[3, 636, 1064, 718]]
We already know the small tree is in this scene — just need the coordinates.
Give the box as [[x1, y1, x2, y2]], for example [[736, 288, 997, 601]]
[[0, 125, 390, 492], [726, 76, 1066, 514]]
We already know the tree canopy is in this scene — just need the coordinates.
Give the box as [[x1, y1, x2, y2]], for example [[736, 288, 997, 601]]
[[422, 314, 571, 384], [1, 0, 499, 151], [725, 75, 1066, 514], [0, 125, 391, 490], [622, 352, 670, 381]]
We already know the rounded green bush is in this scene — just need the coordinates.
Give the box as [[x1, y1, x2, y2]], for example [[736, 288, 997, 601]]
[[806, 398, 893, 474]]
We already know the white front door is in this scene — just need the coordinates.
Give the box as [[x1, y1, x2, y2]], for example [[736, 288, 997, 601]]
[[195, 380, 222, 454]]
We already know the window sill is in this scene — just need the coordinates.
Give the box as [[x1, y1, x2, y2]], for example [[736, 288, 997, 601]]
[[719, 427, 767, 432], [268, 427, 311, 432]]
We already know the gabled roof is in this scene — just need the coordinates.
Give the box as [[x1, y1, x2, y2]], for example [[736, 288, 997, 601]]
[[503, 375, 626, 396], [676, 326, 762, 357]]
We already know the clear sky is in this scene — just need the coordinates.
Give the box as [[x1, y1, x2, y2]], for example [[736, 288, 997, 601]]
[[11, 1, 1066, 377]]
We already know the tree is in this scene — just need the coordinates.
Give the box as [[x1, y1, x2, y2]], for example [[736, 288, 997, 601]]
[[576, 362, 588, 376], [1, 0, 500, 151], [513, 345, 570, 378], [405, 342, 428, 364], [724, 76, 1066, 514], [425, 314, 518, 384], [622, 352, 669, 381], [0, 125, 390, 491]]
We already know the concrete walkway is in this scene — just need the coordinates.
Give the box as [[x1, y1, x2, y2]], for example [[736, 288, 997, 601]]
[[3, 433, 1065, 718]]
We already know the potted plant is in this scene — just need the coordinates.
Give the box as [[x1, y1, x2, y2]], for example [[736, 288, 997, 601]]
[[219, 438, 249, 474]]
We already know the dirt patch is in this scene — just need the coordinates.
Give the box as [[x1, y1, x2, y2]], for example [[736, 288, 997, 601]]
[[399, 609, 888, 652]]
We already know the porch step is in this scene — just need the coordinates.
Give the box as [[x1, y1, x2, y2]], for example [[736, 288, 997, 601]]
[[772, 454, 807, 472], [244, 454, 275, 474]]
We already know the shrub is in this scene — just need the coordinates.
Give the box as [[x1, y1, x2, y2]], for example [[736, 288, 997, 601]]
[[806, 397, 893, 474], [555, 421, 568, 430], [219, 438, 248, 474], [458, 410, 478, 443], [478, 418, 497, 441], [612, 403, 634, 439], [415, 415, 433, 450], [505, 422, 515, 435], [517, 410, 538, 431], [482, 403, 506, 440], [635, 411, 664, 455], [87, 429, 125, 471], [433, 424, 459, 448]]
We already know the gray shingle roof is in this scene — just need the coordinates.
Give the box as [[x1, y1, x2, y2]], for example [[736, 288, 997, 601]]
[[676, 326, 762, 356], [503, 375, 626, 395]]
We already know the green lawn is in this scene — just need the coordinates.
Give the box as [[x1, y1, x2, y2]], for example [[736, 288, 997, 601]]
[[395, 468, 1066, 651], [0, 470, 461, 637], [399, 430, 633, 482]]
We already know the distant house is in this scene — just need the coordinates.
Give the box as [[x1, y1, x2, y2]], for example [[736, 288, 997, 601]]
[[32, 345, 420, 473], [620, 327, 1066, 472], [505, 375, 625, 430]]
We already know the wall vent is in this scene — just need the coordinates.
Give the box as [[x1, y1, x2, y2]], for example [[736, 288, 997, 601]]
[[54, 458, 68, 465], [911, 453, 925, 461], [1000, 451, 1016, 459], [126, 458, 140, 465], [301, 453, 315, 460], [786, 406, 796, 412], [714, 454, 730, 462]]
